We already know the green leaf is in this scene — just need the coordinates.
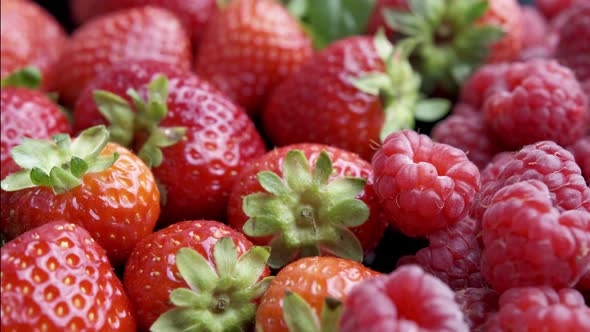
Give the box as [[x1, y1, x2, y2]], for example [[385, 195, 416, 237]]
[[451, 63, 473, 84], [374, 28, 394, 60], [150, 308, 205, 332], [176, 247, 218, 292], [0, 170, 35, 191], [10, 138, 65, 173], [234, 246, 271, 288], [148, 75, 169, 105], [380, 101, 416, 141], [350, 72, 391, 96], [462, 1, 489, 26], [214, 237, 238, 279], [408, 0, 428, 18], [127, 88, 147, 115], [242, 193, 290, 219], [319, 227, 363, 262], [320, 298, 343, 332], [324, 177, 366, 202], [327, 199, 369, 227], [285, 0, 309, 18], [30, 168, 51, 187], [283, 150, 312, 194], [0, 67, 42, 89], [312, 151, 333, 186], [413, 98, 451, 122], [243, 216, 284, 237], [69, 157, 88, 178], [383, 9, 424, 36], [87, 153, 119, 173], [248, 276, 274, 300], [267, 236, 299, 269], [49, 167, 82, 194], [283, 291, 320, 332], [169, 288, 208, 308], [70, 125, 110, 160], [53, 134, 71, 152], [93, 90, 135, 147], [138, 145, 163, 168], [257, 171, 291, 196]]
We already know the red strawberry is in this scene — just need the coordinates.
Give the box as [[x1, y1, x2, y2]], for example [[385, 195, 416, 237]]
[[227, 143, 388, 269], [1, 221, 136, 331], [123, 220, 271, 331], [1, 0, 67, 91], [367, 0, 409, 37], [1, 85, 71, 179], [75, 62, 267, 225], [195, 0, 313, 116], [1, 126, 161, 266], [256, 256, 380, 332], [69, 0, 218, 48], [55, 6, 192, 106]]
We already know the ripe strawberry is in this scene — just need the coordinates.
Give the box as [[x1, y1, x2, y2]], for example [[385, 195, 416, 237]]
[[227, 143, 388, 268], [0, 0, 67, 91], [1, 84, 71, 180], [69, 0, 218, 48], [367, 0, 409, 37], [195, 0, 313, 116], [0, 126, 161, 266], [75, 62, 267, 224], [124, 220, 271, 331], [1, 221, 136, 331], [256, 256, 379, 332], [55, 6, 192, 106]]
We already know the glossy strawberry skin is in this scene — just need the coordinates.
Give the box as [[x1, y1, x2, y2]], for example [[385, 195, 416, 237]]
[[256, 256, 380, 332], [124, 219, 269, 331], [227, 143, 388, 255], [263, 36, 385, 161], [195, 0, 313, 116], [1, 0, 67, 91], [74, 61, 267, 225], [1, 143, 161, 266], [56, 6, 192, 106], [1, 221, 136, 331], [1, 88, 71, 180]]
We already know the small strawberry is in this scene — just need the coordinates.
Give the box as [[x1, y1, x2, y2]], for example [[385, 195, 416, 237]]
[[76, 62, 267, 224], [195, 0, 313, 116], [1, 221, 136, 331], [255, 256, 380, 332], [55, 6, 192, 106], [227, 144, 388, 268], [0, 126, 160, 266], [123, 220, 272, 331], [0, 0, 67, 91]]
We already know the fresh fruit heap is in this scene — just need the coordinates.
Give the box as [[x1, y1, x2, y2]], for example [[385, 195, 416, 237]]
[[1, 0, 589, 331]]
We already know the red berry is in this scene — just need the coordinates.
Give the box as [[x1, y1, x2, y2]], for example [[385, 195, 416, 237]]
[[340, 265, 469, 332], [555, 1, 590, 82], [460, 63, 510, 109], [568, 136, 590, 184], [372, 130, 481, 237], [537, 0, 576, 20], [455, 287, 499, 331], [520, 5, 549, 49], [366, 0, 409, 37]]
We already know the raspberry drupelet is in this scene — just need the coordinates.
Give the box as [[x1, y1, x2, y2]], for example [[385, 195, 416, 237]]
[[455, 287, 499, 331]]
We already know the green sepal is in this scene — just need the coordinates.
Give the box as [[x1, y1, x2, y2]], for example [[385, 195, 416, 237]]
[[0, 125, 118, 194], [413, 98, 451, 122], [0, 67, 41, 89], [242, 149, 369, 269], [282, 291, 343, 332], [320, 227, 363, 262], [93, 90, 135, 147], [177, 247, 219, 292], [214, 237, 238, 279], [150, 308, 206, 332]]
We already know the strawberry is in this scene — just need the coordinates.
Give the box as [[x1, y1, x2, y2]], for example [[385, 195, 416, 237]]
[[75, 62, 267, 225], [195, 0, 313, 116], [1, 221, 136, 331], [123, 220, 272, 331], [227, 143, 388, 269], [55, 6, 192, 106], [263, 33, 448, 160], [367, 0, 409, 37], [0, 126, 160, 266], [1, 0, 67, 91], [255, 256, 380, 332]]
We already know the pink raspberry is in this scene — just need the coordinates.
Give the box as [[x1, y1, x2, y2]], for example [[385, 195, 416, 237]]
[[481, 179, 590, 292], [431, 108, 504, 169], [340, 265, 469, 332], [460, 63, 510, 109], [373, 130, 481, 237], [521, 5, 549, 49], [483, 60, 588, 149], [479, 152, 514, 187], [483, 287, 590, 331], [537, 0, 575, 20], [555, 1, 590, 81], [473, 141, 590, 221], [455, 287, 499, 331], [568, 136, 590, 184]]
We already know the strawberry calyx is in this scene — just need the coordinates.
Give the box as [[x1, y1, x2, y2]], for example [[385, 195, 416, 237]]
[[0, 125, 118, 194], [151, 237, 273, 332], [383, 0, 505, 93], [352, 30, 450, 141], [282, 291, 343, 332], [242, 150, 369, 269], [92, 75, 186, 168], [0, 66, 42, 89]]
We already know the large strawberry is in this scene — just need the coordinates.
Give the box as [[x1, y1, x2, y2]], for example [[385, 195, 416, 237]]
[[1, 221, 136, 331], [227, 143, 388, 269], [263, 33, 448, 160], [75, 61, 267, 225], [0, 126, 160, 266], [123, 220, 272, 331], [195, 0, 313, 116], [0, 0, 67, 91], [55, 6, 192, 106]]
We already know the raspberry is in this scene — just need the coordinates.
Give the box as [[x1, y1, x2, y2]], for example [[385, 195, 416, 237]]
[[555, 1, 590, 81], [483, 287, 590, 331], [460, 63, 510, 109], [483, 60, 589, 149], [431, 108, 503, 169], [473, 141, 590, 221], [521, 5, 549, 49], [568, 136, 590, 184], [402, 217, 487, 291], [479, 152, 514, 187], [481, 180, 590, 292], [373, 130, 481, 237], [455, 287, 499, 331], [537, 0, 575, 19], [340, 265, 469, 332]]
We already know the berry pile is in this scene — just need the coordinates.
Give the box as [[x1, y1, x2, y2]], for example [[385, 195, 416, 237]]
[[1, 0, 588, 331]]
